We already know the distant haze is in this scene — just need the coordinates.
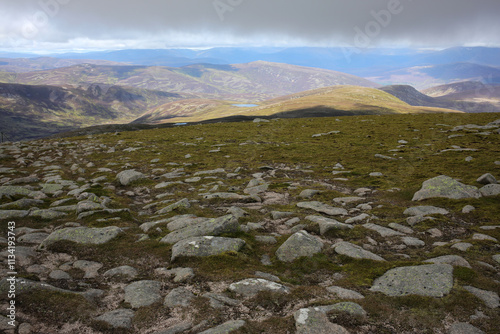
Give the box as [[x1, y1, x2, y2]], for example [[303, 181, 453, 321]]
[[1, 0, 500, 52]]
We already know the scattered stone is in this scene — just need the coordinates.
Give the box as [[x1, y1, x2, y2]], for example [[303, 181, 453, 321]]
[[0, 210, 29, 220], [199, 320, 246, 334], [333, 241, 385, 261], [229, 278, 289, 297], [402, 237, 425, 247], [388, 223, 413, 234], [275, 230, 323, 262], [294, 308, 350, 334], [297, 201, 348, 216], [103, 266, 138, 280], [425, 255, 471, 268], [477, 173, 497, 185], [171, 236, 245, 261], [95, 309, 135, 329], [271, 211, 293, 220], [412, 175, 481, 201], [18, 232, 49, 244], [404, 206, 449, 216], [345, 214, 370, 224], [472, 233, 498, 242], [462, 205, 476, 214], [370, 264, 453, 297], [40, 226, 123, 249], [160, 215, 240, 244], [164, 287, 195, 308], [333, 197, 364, 205], [299, 189, 320, 199], [362, 223, 404, 237], [451, 243, 473, 252], [156, 198, 191, 215], [375, 154, 397, 161], [370, 172, 383, 177], [203, 293, 240, 309], [464, 286, 499, 308], [155, 267, 195, 282], [244, 178, 269, 195], [49, 269, 71, 280], [493, 254, 500, 264], [327, 286, 364, 300], [116, 170, 146, 186], [479, 184, 500, 197], [448, 322, 485, 334], [124, 280, 162, 308], [306, 215, 353, 235]]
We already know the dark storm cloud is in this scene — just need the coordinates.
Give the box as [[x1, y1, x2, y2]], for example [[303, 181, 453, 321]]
[[2, 0, 500, 50]]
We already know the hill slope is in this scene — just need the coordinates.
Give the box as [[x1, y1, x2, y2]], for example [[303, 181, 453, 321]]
[[0, 61, 378, 102], [380, 83, 500, 113], [0, 83, 188, 141], [134, 85, 461, 125]]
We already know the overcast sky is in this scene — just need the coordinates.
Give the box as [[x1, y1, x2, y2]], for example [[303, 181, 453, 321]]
[[1, 0, 500, 53]]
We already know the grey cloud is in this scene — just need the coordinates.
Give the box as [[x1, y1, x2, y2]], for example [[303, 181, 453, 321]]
[[3, 0, 500, 49]]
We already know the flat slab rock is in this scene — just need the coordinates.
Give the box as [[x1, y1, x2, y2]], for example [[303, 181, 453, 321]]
[[333, 241, 385, 261], [95, 309, 135, 329], [160, 214, 239, 244], [412, 175, 481, 201], [370, 264, 453, 297], [171, 236, 246, 261], [463, 286, 499, 309], [39, 226, 123, 249], [124, 280, 162, 309], [199, 320, 246, 334], [404, 206, 449, 216], [448, 322, 485, 334], [275, 230, 323, 262], [229, 278, 289, 297], [297, 201, 348, 216]]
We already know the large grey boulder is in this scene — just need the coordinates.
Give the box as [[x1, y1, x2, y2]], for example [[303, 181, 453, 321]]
[[95, 309, 135, 329], [244, 178, 269, 195], [199, 320, 246, 334], [104, 265, 138, 280], [333, 241, 385, 261], [29, 209, 67, 220], [171, 236, 245, 261], [116, 170, 146, 186], [297, 201, 348, 216], [326, 286, 364, 300], [39, 226, 123, 249], [362, 223, 404, 237], [294, 308, 350, 334], [160, 215, 239, 244], [370, 264, 453, 297], [412, 175, 481, 201], [229, 278, 289, 297], [124, 280, 162, 308], [275, 230, 323, 262], [479, 184, 500, 197], [0, 210, 29, 220]]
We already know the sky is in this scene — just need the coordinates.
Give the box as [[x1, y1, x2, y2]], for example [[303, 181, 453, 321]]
[[1, 0, 500, 53]]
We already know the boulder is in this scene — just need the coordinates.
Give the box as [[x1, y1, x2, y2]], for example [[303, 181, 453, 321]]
[[297, 201, 348, 216], [294, 308, 350, 334], [333, 241, 385, 261], [199, 320, 246, 334], [164, 287, 195, 308], [404, 206, 449, 216], [124, 280, 162, 308], [463, 286, 499, 308], [160, 215, 239, 244], [275, 230, 323, 262], [116, 170, 146, 186], [476, 173, 497, 185], [412, 175, 481, 201], [448, 322, 485, 334], [479, 184, 500, 197], [424, 255, 471, 268], [171, 237, 245, 261], [370, 264, 453, 297], [306, 215, 353, 235], [229, 278, 289, 297], [40, 226, 123, 249], [95, 309, 135, 329]]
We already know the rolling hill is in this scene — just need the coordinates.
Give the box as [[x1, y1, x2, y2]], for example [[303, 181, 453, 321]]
[[0, 82, 189, 141], [0, 61, 378, 102], [0, 57, 123, 73], [380, 83, 500, 113], [133, 85, 462, 125]]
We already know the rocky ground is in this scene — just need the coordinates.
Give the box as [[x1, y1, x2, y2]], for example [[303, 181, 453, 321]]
[[0, 113, 499, 333]]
